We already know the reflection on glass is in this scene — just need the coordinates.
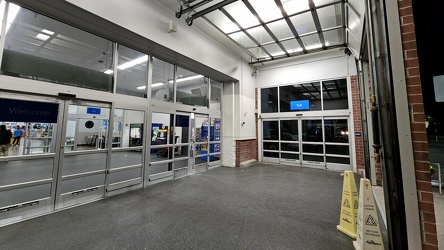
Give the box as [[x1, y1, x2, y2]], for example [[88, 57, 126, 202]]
[[302, 155, 324, 162], [261, 87, 279, 113], [195, 116, 209, 157], [263, 121, 279, 140], [326, 145, 349, 155], [62, 153, 107, 176], [66, 105, 110, 151], [326, 156, 350, 164], [175, 114, 189, 158], [0, 158, 54, 186], [302, 120, 323, 142], [61, 174, 105, 193], [263, 142, 279, 150], [281, 153, 299, 160], [264, 151, 279, 158], [110, 151, 142, 169], [210, 80, 222, 111], [151, 58, 174, 102], [324, 119, 348, 142], [109, 168, 141, 184], [116, 45, 148, 97], [150, 162, 171, 175], [280, 83, 321, 112], [114, 109, 144, 147], [176, 67, 208, 107], [0, 183, 51, 208], [1, 6, 114, 91], [281, 143, 299, 152], [151, 112, 173, 162], [302, 144, 323, 154], [322, 79, 348, 110], [280, 120, 298, 141], [210, 118, 221, 142]]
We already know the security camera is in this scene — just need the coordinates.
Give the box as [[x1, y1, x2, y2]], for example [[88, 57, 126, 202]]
[[254, 69, 259, 74]]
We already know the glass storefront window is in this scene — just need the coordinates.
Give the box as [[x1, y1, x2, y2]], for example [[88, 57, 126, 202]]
[[263, 120, 279, 140], [210, 79, 222, 111], [176, 67, 208, 107], [261, 87, 278, 113], [114, 109, 144, 147], [322, 79, 348, 110], [151, 58, 174, 102], [302, 120, 323, 142], [281, 82, 322, 112], [324, 119, 348, 143], [116, 45, 148, 97], [1, 6, 114, 91]]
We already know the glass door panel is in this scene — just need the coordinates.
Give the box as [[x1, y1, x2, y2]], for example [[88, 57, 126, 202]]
[[262, 120, 279, 163], [301, 119, 325, 167], [108, 109, 144, 192], [324, 118, 350, 170], [56, 102, 110, 209], [0, 96, 61, 226], [280, 119, 300, 165], [209, 118, 221, 166], [194, 115, 208, 173], [174, 114, 190, 177], [149, 112, 174, 178]]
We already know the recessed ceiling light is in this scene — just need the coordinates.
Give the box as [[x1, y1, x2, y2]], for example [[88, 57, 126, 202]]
[[36, 33, 50, 41]]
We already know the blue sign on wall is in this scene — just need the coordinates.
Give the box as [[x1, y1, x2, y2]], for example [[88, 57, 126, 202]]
[[87, 107, 101, 115], [0, 99, 59, 123], [290, 100, 310, 111]]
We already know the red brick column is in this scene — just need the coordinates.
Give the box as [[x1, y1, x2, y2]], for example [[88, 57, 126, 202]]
[[398, 0, 437, 248], [351, 75, 365, 175]]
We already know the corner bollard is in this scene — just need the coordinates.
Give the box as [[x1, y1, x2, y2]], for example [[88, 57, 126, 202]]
[[337, 170, 358, 239], [353, 178, 384, 250]]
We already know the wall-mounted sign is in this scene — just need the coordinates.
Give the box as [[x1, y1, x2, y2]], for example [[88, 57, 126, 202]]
[[290, 100, 310, 111], [87, 107, 101, 114], [355, 132, 362, 137], [0, 99, 59, 123]]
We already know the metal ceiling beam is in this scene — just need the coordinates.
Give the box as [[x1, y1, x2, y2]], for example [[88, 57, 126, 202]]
[[180, 0, 213, 15], [242, 0, 289, 57], [220, 7, 274, 59], [342, 1, 347, 48], [300, 84, 318, 100], [308, 0, 326, 50], [185, 0, 239, 22], [273, 0, 307, 54], [334, 80, 343, 97]]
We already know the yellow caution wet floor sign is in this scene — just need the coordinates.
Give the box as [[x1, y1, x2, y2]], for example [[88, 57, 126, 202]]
[[337, 170, 358, 239], [353, 178, 384, 250]]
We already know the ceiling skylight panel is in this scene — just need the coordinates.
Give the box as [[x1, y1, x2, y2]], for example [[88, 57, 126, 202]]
[[249, 0, 283, 23], [300, 33, 322, 50], [223, 1, 259, 29], [204, 10, 240, 34], [313, 0, 336, 7], [323, 29, 343, 46], [289, 12, 316, 36], [228, 31, 257, 48], [282, 0, 310, 16], [267, 19, 294, 40], [280, 39, 303, 54], [246, 26, 274, 45], [317, 4, 342, 30], [262, 43, 285, 57], [247, 46, 269, 59]]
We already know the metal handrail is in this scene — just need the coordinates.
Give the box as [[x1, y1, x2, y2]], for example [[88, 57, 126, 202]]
[[431, 162, 442, 195]]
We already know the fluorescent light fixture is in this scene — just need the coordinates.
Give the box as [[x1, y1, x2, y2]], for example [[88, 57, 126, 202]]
[[104, 69, 113, 74], [169, 75, 204, 83], [151, 82, 164, 87], [42, 29, 54, 35], [0, 2, 20, 33], [136, 86, 146, 90], [36, 33, 50, 41], [117, 55, 148, 70]]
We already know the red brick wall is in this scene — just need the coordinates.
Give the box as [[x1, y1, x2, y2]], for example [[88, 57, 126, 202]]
[[351, 75, 365, 175], [235, 139, 258, 166], [398, 0, 437, 248]]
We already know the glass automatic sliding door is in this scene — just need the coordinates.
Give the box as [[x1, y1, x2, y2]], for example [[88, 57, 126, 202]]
[[280, 119, 300, 165], [262, 120, 280, 163], [301, 119, 325, 168], [149, 112, 174, 184], [324, 118, 350, 170], [173, 113, 190, 178], [56, 101, 110, 209], [194, 114, 209, 173], [0, 95, 61, 226]]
